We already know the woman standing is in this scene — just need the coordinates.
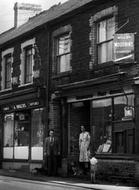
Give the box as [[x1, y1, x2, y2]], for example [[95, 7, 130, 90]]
[[79, 125, 90, 174]]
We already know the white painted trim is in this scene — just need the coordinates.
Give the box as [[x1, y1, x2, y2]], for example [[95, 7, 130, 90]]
[[21, 38, 35, 49]]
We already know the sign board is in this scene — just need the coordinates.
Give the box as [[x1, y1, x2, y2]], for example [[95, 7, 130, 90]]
[[113, 33, 135, 63], [2, 101, 41, 112]]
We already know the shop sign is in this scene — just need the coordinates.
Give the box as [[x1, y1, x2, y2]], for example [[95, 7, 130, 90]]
[[15, 103, 27, 109], [2, 101, 41, 112], [122, 106, 134, 120], [113, 33, 135, 63]]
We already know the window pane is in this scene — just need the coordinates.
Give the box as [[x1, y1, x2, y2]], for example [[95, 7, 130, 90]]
[[14, 112, 30, 147], [3, 114, 14, 147], [31, 109, 44, 147], [107, 41, 113, 61], [3, 114, 14, 159], [56, 34, 71, 73], [97, 17, 115, 64], [31, 109, 44, 160], [5, 55, 12, 89], [92, 99, 112, 154], [107, 17, 115, 40], [59, 54, 70, 72], [58, 35, 70, 55], [115, 132, 124, 153], [25, 47, 33, 83], [98, 20, 106, 42], [114, 95, 134, 121], [98, 43, 107, 64]]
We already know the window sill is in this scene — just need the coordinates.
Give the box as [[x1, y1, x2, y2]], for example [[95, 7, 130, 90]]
[[18, 82, 33, 88], [92, 61, 114, 70], [112, 119, 134, 123], [92, 61, 135, 71], [96, 153, 136, 160], [0, 88, 12, 92], [52, 71, 72, 79]]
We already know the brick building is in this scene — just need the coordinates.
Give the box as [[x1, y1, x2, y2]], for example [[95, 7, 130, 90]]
[[0, 0, 139, 182]]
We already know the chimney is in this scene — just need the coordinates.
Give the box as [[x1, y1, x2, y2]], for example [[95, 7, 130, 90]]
[[14, 2, 42, 27]]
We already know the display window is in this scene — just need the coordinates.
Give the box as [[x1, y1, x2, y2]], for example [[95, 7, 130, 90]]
[[3, 108, 44, 160], [31, 108, 44, 160], [3, 114, 14, 159], [92, 98, 112, 154], [68, 93, 135, 156]]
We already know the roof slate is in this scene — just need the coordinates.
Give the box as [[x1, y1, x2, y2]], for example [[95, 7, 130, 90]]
[[0, 0, 92, 46]]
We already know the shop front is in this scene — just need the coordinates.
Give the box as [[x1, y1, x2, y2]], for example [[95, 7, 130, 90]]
[[68, 92, 135, 156], [0, 90, 46, 171], [58, 78, 137, 180]]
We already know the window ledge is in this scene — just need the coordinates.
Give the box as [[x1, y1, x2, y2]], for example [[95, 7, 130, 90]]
[[93, 61, 114, 70], [92, 61, 135, 71], [112, 119, 134, 123], [52, 71, 72, 79], [19, 83, 33, 88], [96, 153, 136, 160], [0, 88, 12, 92]]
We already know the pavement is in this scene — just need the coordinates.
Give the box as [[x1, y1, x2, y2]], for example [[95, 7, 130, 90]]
[[0, 169, 137, 190]]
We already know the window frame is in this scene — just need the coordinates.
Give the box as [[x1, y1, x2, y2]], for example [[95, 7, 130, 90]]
[[1, 48, 14, 91], [52, 25, 72, 75], [89, 6, 118, 69], [20, 38, 35, 86], [55, 33, 71, 73], [4, 53, 12, 89], [24, 45, 33, 84], [97, 16, 115, 64]]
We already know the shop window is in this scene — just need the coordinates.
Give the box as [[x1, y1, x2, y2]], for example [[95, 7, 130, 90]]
[[113, 94, 135, 154], [56, 34, 71, 73], [14, 112, 30, 159], [92, 99, 112, 154], [97, 17, 115, 64], [31, 108, 44, 160], [3, 112, 30, 160], [3, 114, 14, 159], [114, 95, 134, 121], [3, 109, 44, 160]]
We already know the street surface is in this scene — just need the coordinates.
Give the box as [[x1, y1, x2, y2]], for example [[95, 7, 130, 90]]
[[0, 175, 137, 190], [0, 176, 90, 190]]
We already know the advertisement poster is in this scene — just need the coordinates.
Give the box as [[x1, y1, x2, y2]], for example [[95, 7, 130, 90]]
[[113, 33, 135, 63]]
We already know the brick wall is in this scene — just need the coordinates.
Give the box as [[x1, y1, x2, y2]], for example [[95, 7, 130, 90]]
[[97, 159, 135, 183], [51, 0, 139, 90]]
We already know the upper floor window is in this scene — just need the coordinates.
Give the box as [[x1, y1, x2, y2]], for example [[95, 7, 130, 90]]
[[56, 34, 71, 73], [89, 6, 117, 68], [1, 48, 13, 90], [20, 38, 35, 85], [24, 46, 33, 84], [4, 54, 12, 89], [97, 17, 115, 64]]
